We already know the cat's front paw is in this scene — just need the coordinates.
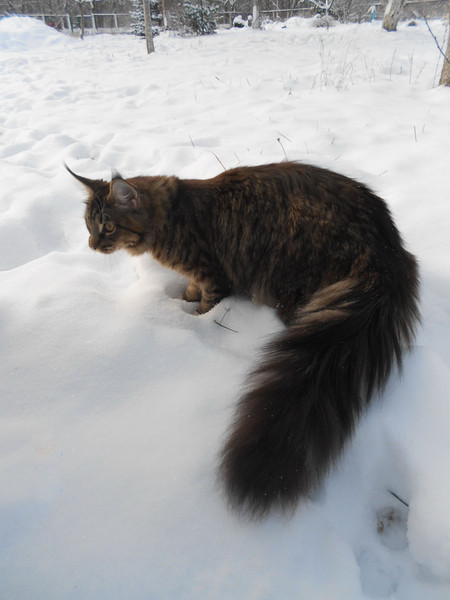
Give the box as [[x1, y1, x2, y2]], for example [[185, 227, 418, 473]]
[[183, 281, 201, 303], [195, 302, 214, 315]]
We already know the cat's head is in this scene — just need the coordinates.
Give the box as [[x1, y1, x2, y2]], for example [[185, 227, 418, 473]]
[[66, 165, 147, 256]]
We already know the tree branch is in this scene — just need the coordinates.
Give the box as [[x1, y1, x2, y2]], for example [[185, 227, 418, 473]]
[[420, 10, 450, 67]]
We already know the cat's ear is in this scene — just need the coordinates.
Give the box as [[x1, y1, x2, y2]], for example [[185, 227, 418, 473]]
[[109, 179, 140, 210], [65, 163, 107, 193]]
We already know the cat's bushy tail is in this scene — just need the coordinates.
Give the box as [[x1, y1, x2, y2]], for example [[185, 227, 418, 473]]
[[219, 254, 420, 518]]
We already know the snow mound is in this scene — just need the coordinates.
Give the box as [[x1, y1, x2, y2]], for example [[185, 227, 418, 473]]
[[0, 16, 72, 52], [0, 18, 450, 600]]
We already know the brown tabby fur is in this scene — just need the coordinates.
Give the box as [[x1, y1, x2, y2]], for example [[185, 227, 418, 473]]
[[67, 161, 420, 518]]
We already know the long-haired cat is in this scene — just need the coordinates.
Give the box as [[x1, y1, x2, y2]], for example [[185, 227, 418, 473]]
[[67, 161, 420, 518]]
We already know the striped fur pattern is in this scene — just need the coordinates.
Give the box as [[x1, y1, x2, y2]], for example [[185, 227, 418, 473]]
[[68, 161, 420, 518]]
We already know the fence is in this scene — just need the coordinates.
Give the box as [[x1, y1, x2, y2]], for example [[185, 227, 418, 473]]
[[218, 0, 448, 26], [6, 0, 448, 36], [20, 13, 131, 34]]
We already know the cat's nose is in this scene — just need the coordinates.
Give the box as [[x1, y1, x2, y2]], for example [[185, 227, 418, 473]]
[[89, 236, 98, 250]]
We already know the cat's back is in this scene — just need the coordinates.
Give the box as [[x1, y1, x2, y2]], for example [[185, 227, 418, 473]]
[[209, 161, 374, 210], [180, 162, 385, 249]]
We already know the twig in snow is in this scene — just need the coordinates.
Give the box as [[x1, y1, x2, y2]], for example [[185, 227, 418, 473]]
[[389, 48, 397, 81], [211, 152, 227, 171], [389, 490, 410, 508], [214, 307, 238, 333], [409, 52, 414, 85], [215, 75, 230, 86], [275, 130, 293, 143], [277, 138, 288, 161]]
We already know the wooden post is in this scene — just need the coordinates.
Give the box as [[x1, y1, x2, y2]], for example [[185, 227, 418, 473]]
[[143, 0, 155, 54], [252, 0, 260, 28], [79, 1, 85, 39]]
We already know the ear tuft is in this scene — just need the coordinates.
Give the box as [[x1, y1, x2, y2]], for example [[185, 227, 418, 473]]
[[110, 179, 140, 210], [111, 169, 123, 181], [65, 163, 107, 192]]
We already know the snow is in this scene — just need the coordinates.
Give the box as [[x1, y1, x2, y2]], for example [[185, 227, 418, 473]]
[[1, 14, 450, 599]]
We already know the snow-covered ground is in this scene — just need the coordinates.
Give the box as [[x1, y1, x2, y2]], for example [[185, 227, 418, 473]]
[[1, 15, 449, 599]]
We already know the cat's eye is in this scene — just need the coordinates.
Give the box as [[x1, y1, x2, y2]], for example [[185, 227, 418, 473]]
[[104, 222, 116, 234]]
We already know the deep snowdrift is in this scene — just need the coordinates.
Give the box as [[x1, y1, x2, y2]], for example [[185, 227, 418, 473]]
[[1, 15, 449, 600]]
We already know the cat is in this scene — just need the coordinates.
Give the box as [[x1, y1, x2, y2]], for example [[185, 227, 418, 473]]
[[67, 161, 420, 518]]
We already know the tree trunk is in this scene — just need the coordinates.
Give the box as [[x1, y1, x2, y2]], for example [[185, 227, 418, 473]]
[[439, 7, 450, 86], [252, 0, 261, 28], [382, 0, 406, 32], [79, 0, 85, 40], [161, 0, 172, 28], [143, 0, 155, 54]]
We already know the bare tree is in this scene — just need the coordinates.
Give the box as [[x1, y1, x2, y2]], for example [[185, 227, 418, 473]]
[[382, 0, 406, 31], [70, 0, 89, 38], [161, 0, 172, 26], [252, 0, 261, 27], [440, 38, 450, 84], [439, 3, 450, 85], [142, 0, 155, 52]]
